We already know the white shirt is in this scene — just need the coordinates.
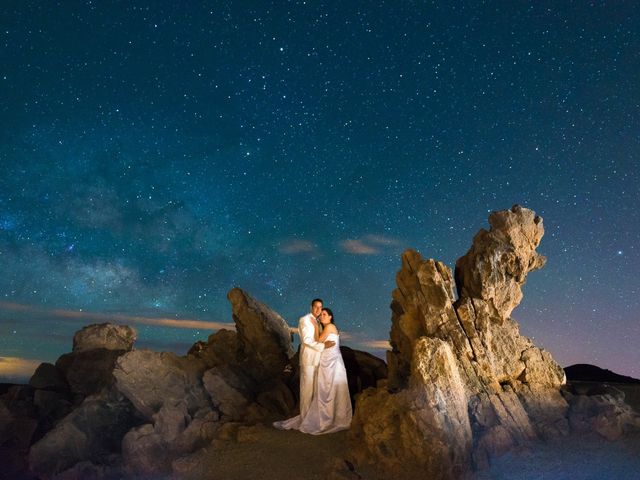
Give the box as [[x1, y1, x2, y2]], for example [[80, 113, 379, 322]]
[[298, 313, 325, 367]]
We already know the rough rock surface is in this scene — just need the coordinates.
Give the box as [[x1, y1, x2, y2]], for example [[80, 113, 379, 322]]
[[339, 347, 388, 408], [4, 285, 389, 479], [203, 365, 254, 421], [227, 287, 295, 383], [113, 350, 210, 420], [454, 207, 547, 323], [0, 395, 39, 479], [55, 349, 125, 399], [562, 384, 640, 441], [72, 323, 136, 353], [28, 387, 139, 478], [28, 363, 69, 392], [107, 287, 308, 476], [53, 324, 137, 400], [188, 328, 238, 369], [121, 402, 219, 475], [348, 206, 639, 478], [349, 338, 472, 479]]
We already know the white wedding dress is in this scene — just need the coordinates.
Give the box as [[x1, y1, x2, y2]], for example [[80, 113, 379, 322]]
[[274, 332, 352, 434]]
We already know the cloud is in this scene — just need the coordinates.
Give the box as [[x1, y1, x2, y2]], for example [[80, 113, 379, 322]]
[[340, 239, 379, 255], [340, 234, 403, 255], [0, 302, 31, 312], [358, 339, 391, 350], [0, 356, 43, 379], [279, 239, 317, 254], [0, 301, 235, 331]]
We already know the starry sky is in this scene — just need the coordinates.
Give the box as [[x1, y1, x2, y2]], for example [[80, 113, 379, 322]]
[[1, 1, 639, 382]]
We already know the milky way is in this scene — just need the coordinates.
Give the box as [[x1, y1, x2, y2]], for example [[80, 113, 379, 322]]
[[1, 1, 638, 380]]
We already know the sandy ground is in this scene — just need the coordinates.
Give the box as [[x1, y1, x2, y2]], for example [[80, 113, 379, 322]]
[[178, 424, 640, 480], [174, 426, 350, 480]]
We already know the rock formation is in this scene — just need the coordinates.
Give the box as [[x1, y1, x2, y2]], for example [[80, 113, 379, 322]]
[[25, 324, 139, 478], [0, 323, 136, 479], [4, 205, 634, 479], [55, 323, 137, 400], [72, 323, 136, 353], [227, 287, 295, 383], [346, 205, 640, 478], [0, 286, 385, 479], [106, 287, 299, 475], [28, 387, 139, 478]]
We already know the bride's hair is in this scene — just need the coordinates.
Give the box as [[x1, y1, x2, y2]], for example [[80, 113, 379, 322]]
[[322, 307, 335, 324]]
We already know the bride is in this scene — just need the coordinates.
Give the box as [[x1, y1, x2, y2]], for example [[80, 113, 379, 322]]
[[275, 307, 352, 434]]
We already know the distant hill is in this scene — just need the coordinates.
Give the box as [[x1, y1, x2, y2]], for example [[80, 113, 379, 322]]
[[564, 364, 640, 384]]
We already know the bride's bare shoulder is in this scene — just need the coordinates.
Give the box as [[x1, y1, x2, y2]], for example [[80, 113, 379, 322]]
[[326, 324, 338, 334]]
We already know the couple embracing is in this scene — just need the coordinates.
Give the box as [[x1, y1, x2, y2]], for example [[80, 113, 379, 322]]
[[274, 298, 352, 434]]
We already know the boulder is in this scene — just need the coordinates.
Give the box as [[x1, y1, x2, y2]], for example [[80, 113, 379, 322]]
[[28, 387, 139, 478], [256, 380, 296, 417], [72, 323, 136, 353], [188, 329, 238, 368], [32, 389, 73, 429], [113, 350, 211, 420], [387, 253, 461, 391], [122, 423, 168, 475], [122, 403, 189, 475], [202, 365, 254, 421], [1, 385, 37, 418], [0, 400, 39, 479], [172, 409, 220, 453], [121, 403, 219, 476], [28, 363, 69, 392], [52, 323, 136, 400], [563, 387, 640, 441], [55, 349, 124, 399]]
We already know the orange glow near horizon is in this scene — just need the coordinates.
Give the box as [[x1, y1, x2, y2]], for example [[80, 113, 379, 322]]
[[0, 301, 235, 331], [0, 356, 43, 378], [358, 339, 392, 350]]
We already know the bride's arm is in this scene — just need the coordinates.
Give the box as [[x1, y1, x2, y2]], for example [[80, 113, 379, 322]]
[[318, 324, 336, 342]]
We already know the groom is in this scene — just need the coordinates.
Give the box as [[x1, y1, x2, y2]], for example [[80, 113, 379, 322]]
[[299, 298, 335, 417]]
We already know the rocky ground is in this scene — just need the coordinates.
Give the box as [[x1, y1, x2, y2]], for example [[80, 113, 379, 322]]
[[167, 382, 640, 480], [478, 384, 640, 480], [142, 415, 640, 480], [191, 382, 640, 480]]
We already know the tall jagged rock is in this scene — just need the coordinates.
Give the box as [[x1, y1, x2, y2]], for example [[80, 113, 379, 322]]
[[455, 206, 547, 323], [347, 206, 609, 478], [227, 287, 295, 383]]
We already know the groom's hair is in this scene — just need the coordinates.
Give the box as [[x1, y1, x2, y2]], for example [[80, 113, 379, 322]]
[[311, 298, 323, 306]]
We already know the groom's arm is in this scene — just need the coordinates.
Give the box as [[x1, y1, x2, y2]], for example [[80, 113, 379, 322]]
[[299, 317, 325, 352]]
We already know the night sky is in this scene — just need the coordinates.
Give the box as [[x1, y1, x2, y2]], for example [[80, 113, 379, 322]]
[[1, 1, 639, 382]]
